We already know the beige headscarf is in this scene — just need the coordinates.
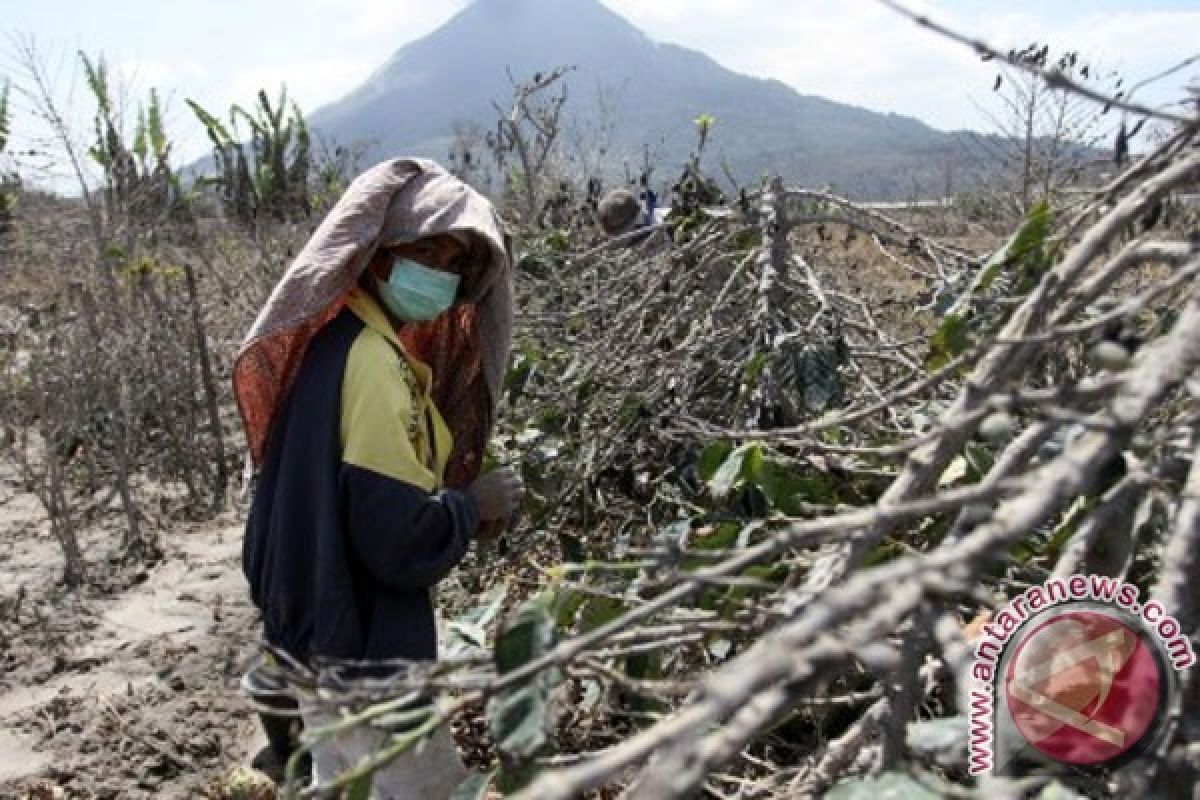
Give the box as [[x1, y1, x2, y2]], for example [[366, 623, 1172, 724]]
[[233, 158, 514, 488]]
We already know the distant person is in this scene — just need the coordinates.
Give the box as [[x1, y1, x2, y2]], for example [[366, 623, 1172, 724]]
[[234, 158, 522, 797], [641, 186, 659, 226], [597, 187, 646, 237]]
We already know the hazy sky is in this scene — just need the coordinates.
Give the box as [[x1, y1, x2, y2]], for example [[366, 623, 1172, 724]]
[[3, 0, 1197, 180]]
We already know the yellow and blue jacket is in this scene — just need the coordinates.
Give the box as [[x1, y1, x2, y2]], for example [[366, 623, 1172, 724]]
[[243, 287, 480, 662]]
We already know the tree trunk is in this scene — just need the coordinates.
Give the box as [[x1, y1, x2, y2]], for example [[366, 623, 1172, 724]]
[[182, 258, 228, 512], [45, 456, 85, 587]]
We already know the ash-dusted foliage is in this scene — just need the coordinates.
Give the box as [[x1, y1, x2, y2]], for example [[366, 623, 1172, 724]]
[[248, 31, 1200, 794], [2, 13, 1199, 800], [273, 118, 1200, 797]]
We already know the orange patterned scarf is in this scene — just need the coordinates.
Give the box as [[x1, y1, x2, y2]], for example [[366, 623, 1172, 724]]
[[233, 159, 513, 489]]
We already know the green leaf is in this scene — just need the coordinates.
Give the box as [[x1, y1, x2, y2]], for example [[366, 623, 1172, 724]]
[[487, 678, 558, 762], [862, 537, 906, 568], [708, 443, 757, 498], [952, 199, 1053, 313], [827, 773, 939, 800], [795, 342, 845, 412], [753, 454, 833, 513], [146, 88, 168, 159], [926, 313, 971, 371], [698, 441, 733, 482], [494, 594, 555, 674], [618, 392, 647, 427], [692, 522, 742, 550], [963, 442, 994, 481], [974, 232, 1017, 294], [101, 244, 127, 262], [626, 651, 663, 682], [1010, 199, 1052, 265], [538, 407, 568, 434], [345, 773, 373, 800], [939, 443, 995, 488], [552, 589, 587, 629], [1015, 482, 1102, 567], [578, 596, 627, 633], [744, 563, 788, 583], [487, 595, 562, 777], [78, 51, 111, 115], [87, 145, 111, 169], [1046, 497, 1091, 559], [683, 522, 743, 571], [557, 531, 585, 563], [545, 229, 571, 252], [1011, 535, 1044, 565], [625, 651, 665, 715], [185, 98, 233, 147], [496, 760, 541, 794], [742, 352, 768, 386], [820, 427, 846, 445], [444, 583, 507, 657], [712, 562, 788, 618], [449, 771, 494, 800], [708, 443, 838, 514]]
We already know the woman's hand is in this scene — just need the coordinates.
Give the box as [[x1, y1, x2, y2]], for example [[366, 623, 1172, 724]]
[[467, 467, 524, 523], [475, 519, 508, 541]]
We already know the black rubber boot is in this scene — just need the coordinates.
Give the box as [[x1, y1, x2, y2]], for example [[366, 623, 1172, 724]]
[[242, 660, 308, 783], [250, 703, 309, 784], [259, 708, 299, 763]]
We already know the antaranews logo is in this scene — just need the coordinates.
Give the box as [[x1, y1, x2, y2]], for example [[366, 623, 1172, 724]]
[[967, 575, 1195, 776]]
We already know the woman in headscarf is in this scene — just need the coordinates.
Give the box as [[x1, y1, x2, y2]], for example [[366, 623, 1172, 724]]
[[234, 158, 522, 796]]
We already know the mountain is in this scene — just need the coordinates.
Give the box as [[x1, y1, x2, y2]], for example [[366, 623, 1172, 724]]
[[308, 0, 972, 199]]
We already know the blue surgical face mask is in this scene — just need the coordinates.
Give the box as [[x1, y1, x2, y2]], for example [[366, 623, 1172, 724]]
[[377, 257, 461, 321]]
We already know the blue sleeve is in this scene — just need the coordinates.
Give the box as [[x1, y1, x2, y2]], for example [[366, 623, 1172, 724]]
[[339, 464, 480, 590]]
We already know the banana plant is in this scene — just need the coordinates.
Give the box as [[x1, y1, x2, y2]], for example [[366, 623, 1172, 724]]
[[187, 98, 253, 220], [0, 79, 15, 225], [0, 79, 11, 156], [78, 52, 182, 219], [80, 52, 122, 174], [187, 85, 313, 224]]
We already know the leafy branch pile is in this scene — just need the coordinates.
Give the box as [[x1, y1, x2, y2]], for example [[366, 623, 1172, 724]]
[[276, 111, 1200, 799], [1, 23, 1196, 800]]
